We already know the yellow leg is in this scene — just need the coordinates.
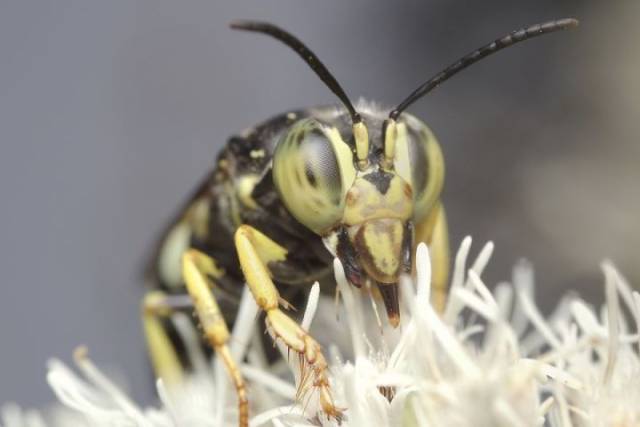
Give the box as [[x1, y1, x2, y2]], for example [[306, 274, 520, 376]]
[[141, 291, 185, 387], [415, 203, 450, 312], [234, 225, 342, 420], [182, 249, 249, 427]]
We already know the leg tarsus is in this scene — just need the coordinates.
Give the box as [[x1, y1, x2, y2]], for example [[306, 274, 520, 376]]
[[218, 346, 249, 427], [265, 308, 342, 419]]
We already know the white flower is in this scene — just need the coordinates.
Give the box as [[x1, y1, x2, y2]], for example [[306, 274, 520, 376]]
[[2, 237, 639, 427]]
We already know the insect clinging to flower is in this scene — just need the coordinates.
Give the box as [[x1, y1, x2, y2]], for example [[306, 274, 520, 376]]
[[142, 17, 578, 426]]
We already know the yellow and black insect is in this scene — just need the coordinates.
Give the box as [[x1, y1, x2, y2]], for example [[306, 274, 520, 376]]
[[142, 18, 578, 426]]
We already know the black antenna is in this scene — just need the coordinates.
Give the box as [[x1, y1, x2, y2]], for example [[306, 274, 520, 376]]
[[389, 18, 579, 120], [231, 20, 361, 123]]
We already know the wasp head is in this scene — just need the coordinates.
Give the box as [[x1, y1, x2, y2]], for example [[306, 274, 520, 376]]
[[334, 167, 415, 328], [273, 111, 444, 327]]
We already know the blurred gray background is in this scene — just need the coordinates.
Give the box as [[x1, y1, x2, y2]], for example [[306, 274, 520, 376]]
[[1, 0, 638, 407]]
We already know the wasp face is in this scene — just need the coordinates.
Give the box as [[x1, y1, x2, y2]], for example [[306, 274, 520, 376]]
[[273, 110, 444, 327], [336, 167, 414, 327]]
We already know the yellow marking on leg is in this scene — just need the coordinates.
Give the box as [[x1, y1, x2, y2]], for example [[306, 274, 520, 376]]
[[186, 248, 226, 280], [234, 226, 283, 309], [240, 226, 288, 266], [415, 203, 450, 312], [141, 291, 184, 387], [236, 174, 260, 210], [234, 225, 342, 420], [182, 249, 248, 427]]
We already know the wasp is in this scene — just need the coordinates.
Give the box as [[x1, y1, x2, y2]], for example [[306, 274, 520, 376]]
[[141, 18, 578, 426]]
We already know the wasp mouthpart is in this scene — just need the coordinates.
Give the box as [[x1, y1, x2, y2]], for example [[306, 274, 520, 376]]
[[377, 282, 400, 328]]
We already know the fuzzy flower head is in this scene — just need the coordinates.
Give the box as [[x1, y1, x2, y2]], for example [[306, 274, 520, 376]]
[[2, 238, 640, 427]]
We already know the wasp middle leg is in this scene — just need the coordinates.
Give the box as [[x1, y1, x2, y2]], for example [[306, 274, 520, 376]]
[[182, 249, 249, 427], [142, 250, 249, 427], [234, 224, 342, 420]]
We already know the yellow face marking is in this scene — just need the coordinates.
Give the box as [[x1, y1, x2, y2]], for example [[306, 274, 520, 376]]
[[416, 127, 445, 221], [392, 119, 445, 222], [343, 174, 413, 226], [355, 218, 404, 283], [393, 122, 412, 187], [325, 126, 356, 194]]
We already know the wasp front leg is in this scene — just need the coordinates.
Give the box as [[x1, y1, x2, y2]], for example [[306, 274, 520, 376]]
[[415, 202, 450, 312], [234, 224, 342, 420]]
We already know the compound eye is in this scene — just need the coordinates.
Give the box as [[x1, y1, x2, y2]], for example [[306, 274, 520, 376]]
[[394, 119, 444, 222], [273, 118, 356, 234]]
